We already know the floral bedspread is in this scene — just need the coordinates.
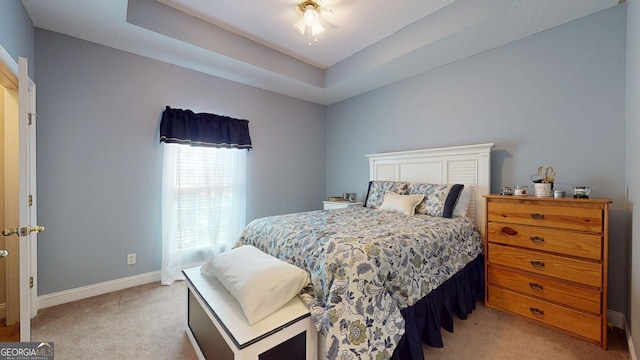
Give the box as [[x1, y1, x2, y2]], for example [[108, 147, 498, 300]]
[[236, 207, 482, 360]]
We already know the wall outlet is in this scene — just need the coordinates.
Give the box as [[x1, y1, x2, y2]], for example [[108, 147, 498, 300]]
[[127, 253, 136, 265]]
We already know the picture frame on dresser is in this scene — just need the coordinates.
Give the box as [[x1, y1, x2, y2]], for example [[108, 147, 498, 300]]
[[484, 195, 611, 349]]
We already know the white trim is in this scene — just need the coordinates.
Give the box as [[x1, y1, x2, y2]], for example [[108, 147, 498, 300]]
[[627, 317, 638, 360], [607, 309, 625, 329], [0, 45, 18, 76], [608, 310, 637, 360], [37, 271, 161, 309]]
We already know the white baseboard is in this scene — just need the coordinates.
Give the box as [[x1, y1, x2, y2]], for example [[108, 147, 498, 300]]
[[608, 309, 625, 329], [609, 310, 638, 360], [628, 319, 638, 360], [37, 271, 161, 309]]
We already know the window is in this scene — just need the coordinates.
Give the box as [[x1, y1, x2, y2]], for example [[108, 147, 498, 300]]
[[159, 106, 252, 285], [161, 143, 247, 284]]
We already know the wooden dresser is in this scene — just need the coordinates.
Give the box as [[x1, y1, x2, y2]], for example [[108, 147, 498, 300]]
[[484, 195, 611, 349]]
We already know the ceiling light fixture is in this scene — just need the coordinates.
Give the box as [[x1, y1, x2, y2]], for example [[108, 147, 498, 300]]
[[294, 0, 325, 45]]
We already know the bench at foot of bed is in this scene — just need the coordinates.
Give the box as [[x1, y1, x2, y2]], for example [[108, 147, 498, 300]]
[[183, 267, 318, 360]]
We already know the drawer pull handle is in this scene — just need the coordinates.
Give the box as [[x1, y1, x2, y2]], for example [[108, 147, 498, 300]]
[[529, 282, 544, 291], [530, 213, 545, 220], [529, 307, 545, 317], [530, 260, 545, 269], [530, 236, 545, 244], [502, 227, 518, 236]]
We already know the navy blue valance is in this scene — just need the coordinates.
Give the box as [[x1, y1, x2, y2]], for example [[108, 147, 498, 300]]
[[160, 106, 252, 150]]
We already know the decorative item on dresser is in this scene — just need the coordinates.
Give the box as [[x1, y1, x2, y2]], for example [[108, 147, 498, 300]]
[[484, 195, 611, 349]]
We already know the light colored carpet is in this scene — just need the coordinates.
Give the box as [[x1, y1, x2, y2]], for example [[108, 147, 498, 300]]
[[423, 303, 629, 360], [32, 281, 198, 360], [31, 281, 629, 360]]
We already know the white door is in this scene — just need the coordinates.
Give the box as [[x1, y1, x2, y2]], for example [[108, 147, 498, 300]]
[[0, 55, 40, 341], [18, 56, 40, 341]]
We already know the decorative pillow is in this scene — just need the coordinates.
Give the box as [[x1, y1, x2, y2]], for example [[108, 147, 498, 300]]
[[200, 245, 310, 325], [365, 181, 410, 209], [409, 183, 454, 216], [453, 184, 474, 217], [378, 191, 425, 216], [443, 184, 465, 218]]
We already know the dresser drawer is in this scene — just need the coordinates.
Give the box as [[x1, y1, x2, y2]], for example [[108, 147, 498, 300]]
[[488, 202, 602, 232], [487, 244, 602, 287], [488, 286, 601, 342], [487, 222, 602, 260], [487, 265, 601, 314]]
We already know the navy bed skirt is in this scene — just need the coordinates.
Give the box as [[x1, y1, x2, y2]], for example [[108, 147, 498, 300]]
[[391, 255, 484, 360]]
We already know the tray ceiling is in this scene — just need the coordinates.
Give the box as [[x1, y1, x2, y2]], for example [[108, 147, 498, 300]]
[[21, 0, 622, 105]]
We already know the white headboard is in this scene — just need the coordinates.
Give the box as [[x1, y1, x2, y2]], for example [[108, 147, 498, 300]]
[[366, 143, 494, 235]]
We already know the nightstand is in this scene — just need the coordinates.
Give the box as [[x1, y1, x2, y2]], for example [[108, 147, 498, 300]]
[[322, 201, 363, 210]]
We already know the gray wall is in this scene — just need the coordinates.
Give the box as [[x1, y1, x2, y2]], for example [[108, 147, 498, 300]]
[[34, 30, 326, 295], [625, 0, 639, 357], [0, 0, 35, 77], [326, 6, 627, 313]]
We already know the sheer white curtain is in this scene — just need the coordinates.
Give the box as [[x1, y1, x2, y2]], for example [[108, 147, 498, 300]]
[[161, 143, 247, 285]]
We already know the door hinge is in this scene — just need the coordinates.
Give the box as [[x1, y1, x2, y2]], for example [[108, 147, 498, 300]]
[[28, 113, 36, 125], [28, 195, 32, 206], [29, 276, 34, 288]]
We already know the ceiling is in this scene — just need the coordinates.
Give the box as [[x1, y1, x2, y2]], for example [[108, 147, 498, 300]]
[[20, 0, 621, 105]]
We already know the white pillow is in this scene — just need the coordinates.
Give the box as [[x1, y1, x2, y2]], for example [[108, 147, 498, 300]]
[[378, 191, 425, 216], [200, 245, 310, 325], [453, 185, 473, 217]]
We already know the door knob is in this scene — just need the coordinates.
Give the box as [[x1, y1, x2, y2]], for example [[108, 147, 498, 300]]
[[29, 225, 45, 234], [2, 228, 19, 236], [0, 250, 7, 259], [2, 225, 45, 237]]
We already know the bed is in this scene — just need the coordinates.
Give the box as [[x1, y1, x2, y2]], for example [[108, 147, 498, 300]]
[[237, 143, 494, 360]]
